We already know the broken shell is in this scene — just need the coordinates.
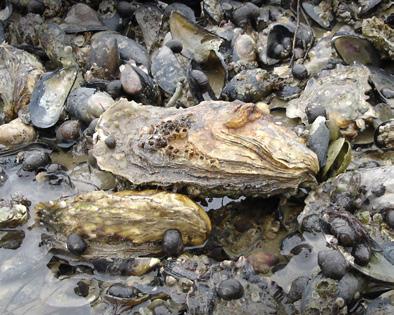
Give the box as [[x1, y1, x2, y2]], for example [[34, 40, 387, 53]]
[[36, 190, 211, 258], [29, 66, 78, 129], [302, 1, 334, 29], [134, 4, 163, 51], [321, 138, 352, 180], [169, 11, 223, 60], [92, 99, 318, 197], [332, 33, 380, 66], [374, 119, 393, 150]]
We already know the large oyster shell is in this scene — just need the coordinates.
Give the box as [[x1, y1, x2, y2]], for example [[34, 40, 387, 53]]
[[93, 99, 318, 197], [36, 190, 211, 257]]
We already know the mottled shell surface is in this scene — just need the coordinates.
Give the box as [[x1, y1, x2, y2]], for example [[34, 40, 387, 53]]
[[287, 64, 375, 130], [93, 99, 318, 197], [36, 190, 211, 248], [0, 43, 44, 122]]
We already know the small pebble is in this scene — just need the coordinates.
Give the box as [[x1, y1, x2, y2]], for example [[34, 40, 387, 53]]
[[352, 243, 371, 266], [22, 151, 51, 172], [66, 233, 87, 256], [305, 104, 327, 124], [162, 229, 184, 257], [385, 209, 394, 229], [247, 250, 278, 274], [288, 276, 310, 302], [106, 80, 123, 99], [108, 284, 137, 298], [217, 279, 244, 300], [292, 64, 308, 80], [105, 135, 116, 149], [165, 39, 183, 54], [318, 249, 347, 280]]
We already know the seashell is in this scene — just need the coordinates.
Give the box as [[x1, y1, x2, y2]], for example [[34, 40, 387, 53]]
[[29, 66, 78, 128], [35, 190, 212, 257], [222, 68, 279, 103], [0, 199, 28, 228], [134, 4, 163, 51], [308, 116, 330, 168], [321, 137, 352, 180], [91, 31, 149, 68], [231, 2, 259, 28], [302, 0, 334, 30], [287, 64, 376, 137], [55, 120, 81, 149], [169, 11, 223, 61], [61, 3, 108, 33], [0, 0, 12, 22], [368, 67, 394, 108], [151, 45, 186, 95], [332, 33, 380, 66], [92, 99, 318, 197], [0, 43, 44, 123], [88, 36, 120, 80], [374, 119, 393, 150], [164, 3, 196, 23], [0, 118, 36, 146], [362, 17, 394, 59]]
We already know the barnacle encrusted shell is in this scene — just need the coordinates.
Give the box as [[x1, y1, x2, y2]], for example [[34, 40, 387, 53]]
[[92, 99, 319, 197], [287, 64, 375, 135], [36, 190, 211, 247]]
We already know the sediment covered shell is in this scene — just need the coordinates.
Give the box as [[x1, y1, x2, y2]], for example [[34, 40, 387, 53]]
[[362, 17, 394, 59], [287, 64, 376, 137], [92, 99, 318, 197], [0, 43, 44, 123], [36, 190, 211, 257]]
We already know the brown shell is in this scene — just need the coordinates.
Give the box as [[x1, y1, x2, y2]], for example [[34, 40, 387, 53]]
[[92, 99, 319, 197]]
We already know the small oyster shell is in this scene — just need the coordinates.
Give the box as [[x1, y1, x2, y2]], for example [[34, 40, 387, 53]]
[[92, 99, 318, 197], [36, 190, 211, 248], [287, 64, 376, 136]]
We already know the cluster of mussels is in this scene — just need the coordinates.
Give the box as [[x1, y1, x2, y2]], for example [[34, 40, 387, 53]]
[[0, 0, 393, 314]]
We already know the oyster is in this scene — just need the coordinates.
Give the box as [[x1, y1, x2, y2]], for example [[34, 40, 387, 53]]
[[36, 190, 211, 258], [92, 99, 318, 197], [287, 64, 376, 137], [362, 17, 394, 59], [0, 43, 44, 123]]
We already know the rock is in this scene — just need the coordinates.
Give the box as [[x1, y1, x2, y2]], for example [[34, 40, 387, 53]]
[[0, 229, 25, 249], [307, 116, 330, 168], [288, 276, 310, 302], [162, 229, 184, 257], [22, 151, 51, 172], [352, 243, 371, 266], [0, 118, 36, 146], [247, 250, 279, 274], [217, 279, 244, 300], [66, 233, 88, 256], [292, 64, 308, 80], [318, 249, 347, 280]]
